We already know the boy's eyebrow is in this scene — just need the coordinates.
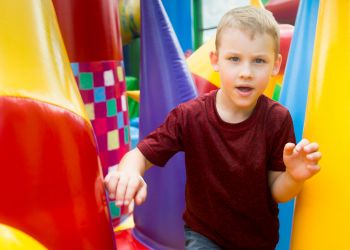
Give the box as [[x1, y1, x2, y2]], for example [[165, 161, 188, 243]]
[[222, 51, 271, 57], [221, 50, 242, 55], [251, 53, 271, 57]]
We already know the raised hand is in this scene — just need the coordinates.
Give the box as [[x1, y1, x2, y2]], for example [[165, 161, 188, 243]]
[[283, 138, 322, 183]]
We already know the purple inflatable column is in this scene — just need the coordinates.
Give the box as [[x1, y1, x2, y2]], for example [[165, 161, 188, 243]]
[[132, 0, 197, 249]]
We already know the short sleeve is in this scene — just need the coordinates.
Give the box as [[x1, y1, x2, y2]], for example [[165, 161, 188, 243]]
[[268, 111, 296, 171], [137, 106, 184, 167]]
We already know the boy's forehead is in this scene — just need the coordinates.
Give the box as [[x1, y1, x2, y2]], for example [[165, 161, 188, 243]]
[[223, 27, 264, 40], [217, 29, 275, 55], [218, 27, 277, 54], [221, 27, 272, 44]]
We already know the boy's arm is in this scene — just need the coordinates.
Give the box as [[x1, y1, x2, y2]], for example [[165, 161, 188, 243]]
[[104, 148, 153, 206], [105, 105, 184, 206], [269, 139, 322, 203]]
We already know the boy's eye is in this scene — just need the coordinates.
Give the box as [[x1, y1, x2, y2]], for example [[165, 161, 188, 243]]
[[228, 56, 240, 62], [255, 58, 265, 64]]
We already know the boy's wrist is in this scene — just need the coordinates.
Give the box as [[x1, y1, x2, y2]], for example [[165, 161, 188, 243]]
[[284, 170, 305, 186]]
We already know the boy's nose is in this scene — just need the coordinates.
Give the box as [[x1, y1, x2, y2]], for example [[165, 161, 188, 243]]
[[239, 63, 253, 79]]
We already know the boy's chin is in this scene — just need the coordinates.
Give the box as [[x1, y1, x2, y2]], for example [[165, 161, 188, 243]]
[[232, 97, 260, 110]]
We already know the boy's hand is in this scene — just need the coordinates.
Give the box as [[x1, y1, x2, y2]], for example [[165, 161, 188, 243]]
[[104, 170, 147, 206], [283, 139, 322, 183]]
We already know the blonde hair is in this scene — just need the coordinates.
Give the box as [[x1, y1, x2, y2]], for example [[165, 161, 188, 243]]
[[215, 6, 280, 57]]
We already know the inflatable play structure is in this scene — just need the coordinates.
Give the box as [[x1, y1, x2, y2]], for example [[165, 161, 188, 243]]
[[265, 0, 300, 25], [0, 224, 47, 250], [119, 0, 141, 45], [0, 1, 115, 249], [1, 0, 349, 249], [289, 0, 350, 248], [51, 0, 131, 227], [133, 1, 197, 248]]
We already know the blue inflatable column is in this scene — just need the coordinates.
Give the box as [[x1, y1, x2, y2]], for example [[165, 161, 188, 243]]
[[277, 0, 320, 249]]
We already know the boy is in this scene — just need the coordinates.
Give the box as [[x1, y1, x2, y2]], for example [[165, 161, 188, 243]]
[[105, 6, 321, 249]]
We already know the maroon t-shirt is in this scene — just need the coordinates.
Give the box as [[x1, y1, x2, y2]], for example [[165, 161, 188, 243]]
[[138, 90, 296, 249]]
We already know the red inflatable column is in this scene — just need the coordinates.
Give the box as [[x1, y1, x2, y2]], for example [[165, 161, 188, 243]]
[[52, 0, 131, 226]]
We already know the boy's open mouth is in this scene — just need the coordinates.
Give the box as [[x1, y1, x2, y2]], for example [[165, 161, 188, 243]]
[[236, 87, 253, 92]]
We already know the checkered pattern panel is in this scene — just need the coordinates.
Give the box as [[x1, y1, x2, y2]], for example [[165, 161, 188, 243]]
[[72, 61, 131, 177]]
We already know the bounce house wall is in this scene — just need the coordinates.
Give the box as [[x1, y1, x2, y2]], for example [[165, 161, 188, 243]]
[[52, 0, 131, 227], [52, 0, 130, 175], [0, 97, 115, 249], [291, 0, 350, 248], [132, 0, 197, 249]]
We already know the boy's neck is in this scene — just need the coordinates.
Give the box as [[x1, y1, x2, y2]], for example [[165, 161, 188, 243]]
[[215, 89, 257, 124]]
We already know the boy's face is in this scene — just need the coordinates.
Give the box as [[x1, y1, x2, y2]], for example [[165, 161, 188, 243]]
[[210, 27, 281, 112]]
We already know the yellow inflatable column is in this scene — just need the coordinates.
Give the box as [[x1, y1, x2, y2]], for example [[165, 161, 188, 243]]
[[0, 224, 47, 250], [291, 1, 350, 249], [0, 0, 86, 117]]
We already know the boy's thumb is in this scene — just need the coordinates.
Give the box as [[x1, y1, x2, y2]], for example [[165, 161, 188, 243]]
[[284, 143, 295, 156]]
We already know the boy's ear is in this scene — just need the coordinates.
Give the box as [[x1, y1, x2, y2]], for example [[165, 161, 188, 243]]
[[210, 51, 219, 72], [272, 54, 282, 76]]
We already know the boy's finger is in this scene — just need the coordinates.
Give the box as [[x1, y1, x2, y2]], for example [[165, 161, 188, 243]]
[[283, 143, 295, 156], [306, 163, 321, 173], [104, 172, 120, 199], [115, 174, 129, 206], [123, 176, 141, 206], [104, 172, 111, 183], [135, 182, 147, 205], [295, 138, 310, 152], [306, 151, 322, 162], [303, 142, 320, 153]]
